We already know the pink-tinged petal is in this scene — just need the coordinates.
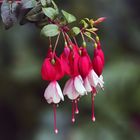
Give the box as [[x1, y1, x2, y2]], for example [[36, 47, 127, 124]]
[[84, 77, 92, 92], [44, 82, 56, 104], [63, 78, 79, 100], [44, 82, 61, 104], [63, 78, 73, 95], [88, 70, 99, 87], [74, 76, 87, 96], [56, 82, 64, 101], [77, 75, 83, 83], [98, 75, 104, 89]]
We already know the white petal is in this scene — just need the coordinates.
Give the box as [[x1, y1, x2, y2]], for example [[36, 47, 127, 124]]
[[84, 77, 92, 92], [63, 78, 73, 95], [44, 82, 56, 104], [74, 76, 87, 96], [44, 82, 61, 104], [98, 75, 104, 89], [56, 82, 64, 101], [63, 78, 79, 100], [88, 70, 99, 87], [78, 75, 83, 83]]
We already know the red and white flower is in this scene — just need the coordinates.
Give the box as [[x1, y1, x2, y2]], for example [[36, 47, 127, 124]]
[[41, 52, 64, 134]]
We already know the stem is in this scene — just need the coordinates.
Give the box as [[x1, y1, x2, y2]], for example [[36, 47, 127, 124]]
[[80, 32, 86, 43], [53, 32, 60, 58], [62, 31, 68, 46], [84, 32, 97, 45], [73, 37, 78, 47], [85, 29, 99, 42], [64, 32, 73, 44], [49, 37, 52, 49]]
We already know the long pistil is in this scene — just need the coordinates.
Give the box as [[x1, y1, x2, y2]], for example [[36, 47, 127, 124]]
[[72, 101, 75, 123], [53, 104, 58, 134], [75, 100, 79, 114], [91, 93, 96, 122]]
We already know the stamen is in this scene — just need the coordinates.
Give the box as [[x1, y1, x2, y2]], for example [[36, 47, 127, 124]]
[[72, 101, 75, 123], [53, 104, 58, 134], [75, 100, 79, 114], [91, 94, 96, 122]]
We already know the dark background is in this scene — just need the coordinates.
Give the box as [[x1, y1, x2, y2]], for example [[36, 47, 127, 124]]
[[0, 0, 140, 140]]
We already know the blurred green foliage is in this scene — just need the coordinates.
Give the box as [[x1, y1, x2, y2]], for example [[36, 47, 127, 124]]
[[0, 0, 140, 140]]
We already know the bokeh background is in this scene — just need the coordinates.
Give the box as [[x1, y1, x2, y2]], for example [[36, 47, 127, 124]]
[[0, 0, 140, 140]]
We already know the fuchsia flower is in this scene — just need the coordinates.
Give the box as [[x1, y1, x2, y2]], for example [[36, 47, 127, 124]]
[[41, 52, 64, 134], [63, 44, 87, 122], [41, 27, 106, 133], [77, 47, 104, 121]]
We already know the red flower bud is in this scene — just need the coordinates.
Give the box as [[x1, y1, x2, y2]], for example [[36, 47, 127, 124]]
[[92, 48, 104, 76], [78, 48, 92, 79]]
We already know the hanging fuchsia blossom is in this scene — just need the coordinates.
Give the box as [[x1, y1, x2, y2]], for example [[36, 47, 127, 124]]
[[0, 0, 106, 135], [63, 44, 87, 122], [41, 52, 64, 134]]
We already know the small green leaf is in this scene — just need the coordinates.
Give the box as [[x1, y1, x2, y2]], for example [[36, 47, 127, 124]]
[[61, 10, 76, 23], [85, 32, 91, 37], [41, 24, 60, 37], [21, 0, 37, 9], [70, 27, 81, 36], [46, 0, 52, 4], [80, 20, 89, 28], [42, 7, 58, 19], [52, 0, 59, 13], [41, 0, 47, 6]]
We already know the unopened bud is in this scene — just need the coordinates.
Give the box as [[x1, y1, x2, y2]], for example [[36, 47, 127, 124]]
[[94, 17, 106, 24], [64, 47, 70, 56]]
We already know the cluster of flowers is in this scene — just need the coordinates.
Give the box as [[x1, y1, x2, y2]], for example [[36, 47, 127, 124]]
[[41, 36, 104, 133]]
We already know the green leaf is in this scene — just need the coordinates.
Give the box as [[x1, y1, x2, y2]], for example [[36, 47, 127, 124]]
[[41, 24, 60, 37], [26, 4, 43, 21], [46, 0, 52, 4], [70, 27, 81, 36], [42, 7, 58, 19], [21, 0, 37, 9], [52, 0, 59, 13], [41, 0, 47, 6], [80, 20, 89, 28], [61, 10, 76, 23]]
